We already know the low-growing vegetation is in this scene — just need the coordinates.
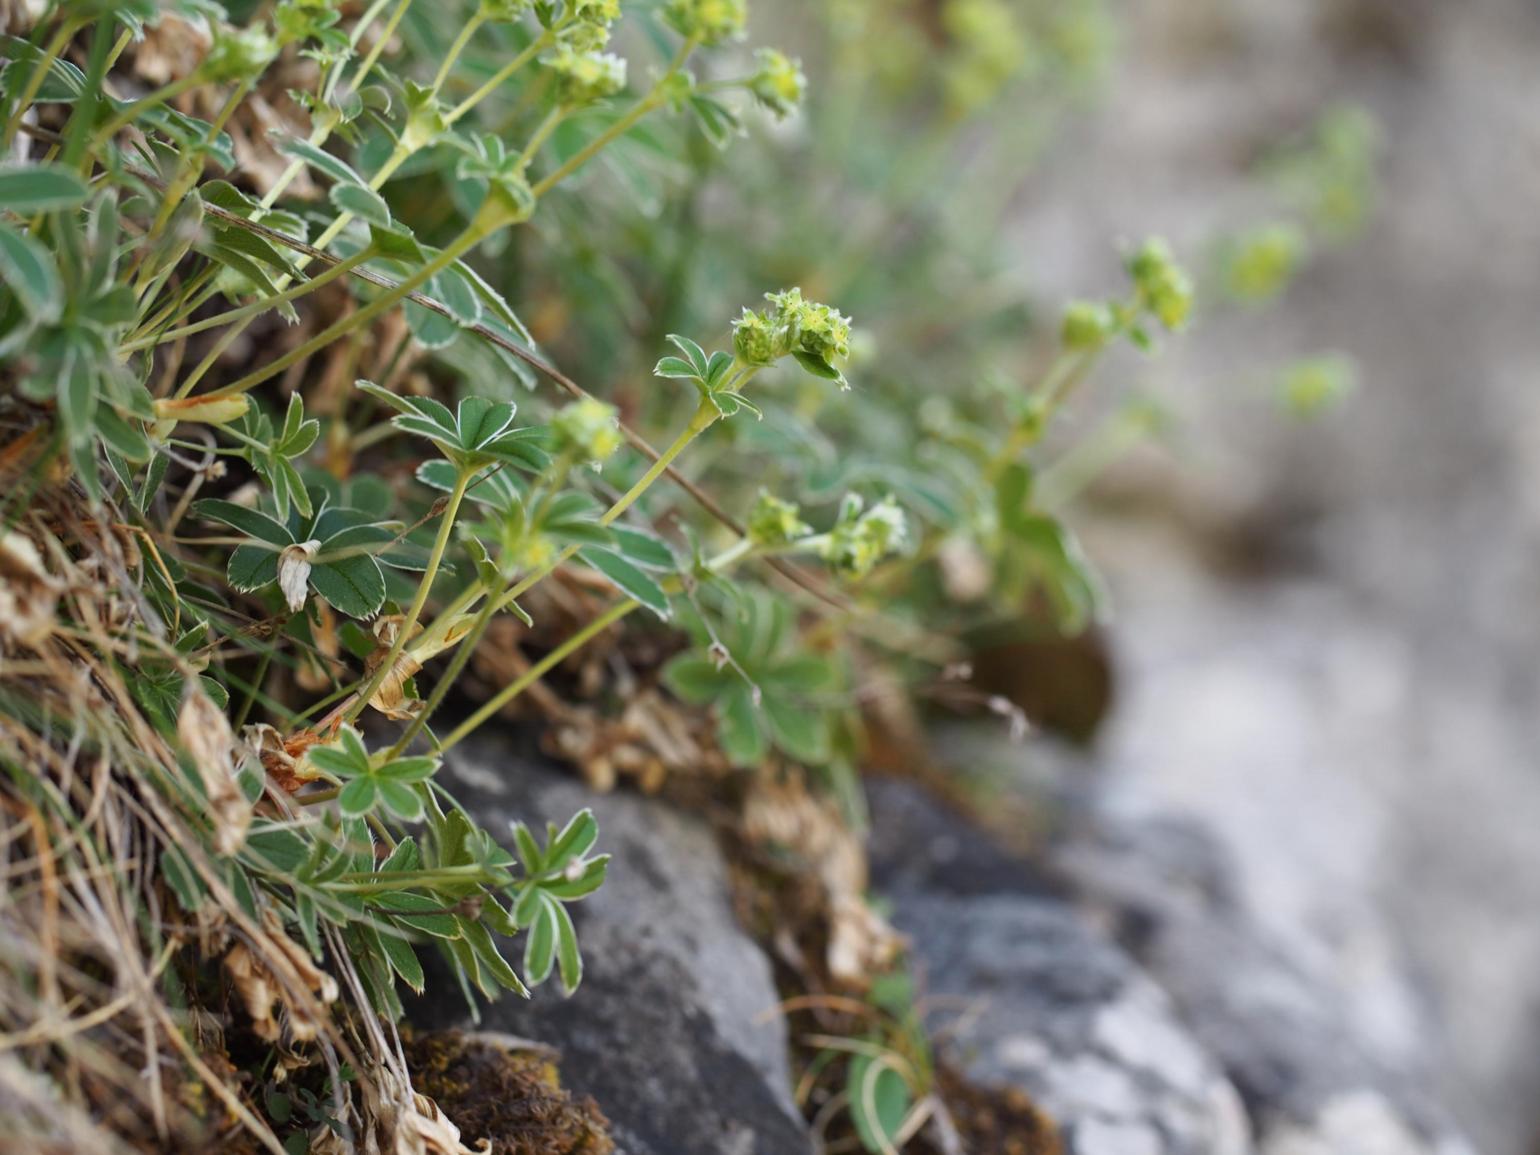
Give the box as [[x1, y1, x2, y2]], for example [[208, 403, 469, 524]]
[[0, 1, 1371, 1151]]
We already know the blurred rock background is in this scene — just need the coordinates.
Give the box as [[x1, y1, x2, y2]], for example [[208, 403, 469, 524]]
[[996, 2, 1540, 1152]]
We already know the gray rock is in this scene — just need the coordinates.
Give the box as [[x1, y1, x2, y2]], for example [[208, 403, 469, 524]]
[[867, 779, 1251, 1155], [1055, 799, 1479, 1155], [870, 775, 1481, 1155], [411, 733, 811, 1155], [889, 891, 1251, 1155]]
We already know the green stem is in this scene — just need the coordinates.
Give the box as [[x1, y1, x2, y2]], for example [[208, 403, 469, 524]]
[[529, 37, 697, 199], [385, 592, 498, 758], [2, 18, 80, 150], [517, 106, 566, 167], [348, 0, 415, 92], [434, 12, 488, 93], [344, 467, 473, 724], [205, 224, 485, 399], [122, 247, 376, 353], [89, 69, 202, 144], [437, 598, 638, 755], [446, 24, 562, 125], [601, 395, 717, 526]]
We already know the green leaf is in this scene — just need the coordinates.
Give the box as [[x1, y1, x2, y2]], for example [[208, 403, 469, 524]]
[[57, 356, 97, 446], [461, 918, 528, 996], [512, 823, 544, 875], [329, 181, 391, 226], [277, 135, 364, 186], [792, 349, 845, 385], [543, 855, 608, 901], [523, 896, 557, 986], [338, 777, 378, 818], [0, 222, 61, 322], [717, 683, 767, 768], [161, 845, 205, 911], [0, 163, 89, 214], [374, 924, 425, 993], [545, 809, 597, 866], [405, 298, 461, 349], [194, 499, 295, 546], [665, 334, 710, 375], [552, 898, 583, 994], [652, 356, 700, 381], [227, 544, 279, 591], [848, 1053, 912, 1155], [763, 695, 831, 764], [610, 526, 675, 571], [580, 548, 670, 620], [376, 780, 424, 822], [309, 555, 387, 619], [662, 654, 723, 706], [375, 755, 439, 783]]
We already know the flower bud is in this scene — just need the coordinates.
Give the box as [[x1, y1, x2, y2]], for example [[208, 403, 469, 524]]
[[204, 25, 279, 82], [1060, 300, 1115, 349], [154, 393, 251, 428], [747, 491, 810, 547], [664, 0, 748, 46], [546, 47, 627, 106], [1127, 237, 1193, 331], [732, 309, 778, 366], [797, 302, 852, 364], [748, 49, 805, 119], [764, 287, 805, 346], [551, 397, 623, 463], [278, 539, 321, 613], [820, 494, 906, 578]]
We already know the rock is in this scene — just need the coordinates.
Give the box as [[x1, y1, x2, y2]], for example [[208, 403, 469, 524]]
[[1054, 797, 1479, 1155], [869, 775, 1481, 1155], [411, 733, 811, 1155], [867, 780, 1251, 1155]]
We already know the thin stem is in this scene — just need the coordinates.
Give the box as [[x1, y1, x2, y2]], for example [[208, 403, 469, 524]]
[[437, 599, 638, 755], [517, 106, 565, 167], [601, 395, 717, 526], [529, 37, 697, 199], [385, 593, 497, 758], [446, 24, 562, 126], [206, 225, 484, 399], [2, 18, 80, 150], [434, 13, 488, 93], [89, 69, 202, 144], [344, 468, 472, 724], [348, 0, 415, 92], [121, 247, 376, 353]]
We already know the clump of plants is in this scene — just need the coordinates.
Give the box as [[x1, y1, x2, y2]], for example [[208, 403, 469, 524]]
[[0, 0, 1358, 1152]]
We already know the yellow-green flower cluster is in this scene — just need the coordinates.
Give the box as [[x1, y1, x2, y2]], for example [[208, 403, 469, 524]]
[[560, 0, 621, 51], [664, 0, 748, 45], [733, 288, 854, 372], [479, 0, 533, 20], [732, 309, 778, 367], [1127, 238, 1193, 331], [1060, 300, 1116, 350], [748, 49, 806, 120], [820, 494, 906, 578], [1222, 223, 1307, 303], [747, 492, 811, 547], [546, 47, 628, 106], [551, 397, 623, 463]]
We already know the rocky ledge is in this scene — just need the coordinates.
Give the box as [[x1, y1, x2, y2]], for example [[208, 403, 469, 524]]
[[406, 730, 1477, 1155]]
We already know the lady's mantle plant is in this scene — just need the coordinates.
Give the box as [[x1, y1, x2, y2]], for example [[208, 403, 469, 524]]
[[0, 0, 1200, 1152]]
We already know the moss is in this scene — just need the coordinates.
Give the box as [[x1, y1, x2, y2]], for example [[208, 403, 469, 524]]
[[403, 1030, 613, 1155]]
